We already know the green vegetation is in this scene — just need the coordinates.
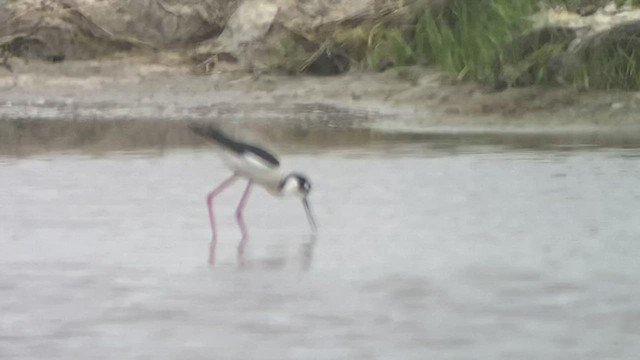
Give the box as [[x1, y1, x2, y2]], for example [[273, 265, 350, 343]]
[[569, 29, 640, 90], [416, 0, 535, 83], [269, 33, 310, 74], [334, 23, 417, 71], [333, 0, 551, 84], [269, 0, 640, 90], [356, 0, 640, 90], [330, 0, 547, 83]]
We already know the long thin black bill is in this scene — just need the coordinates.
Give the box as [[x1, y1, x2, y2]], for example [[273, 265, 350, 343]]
[[302, 198, 317, 233]]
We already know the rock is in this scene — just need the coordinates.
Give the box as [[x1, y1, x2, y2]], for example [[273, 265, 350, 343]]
[[0, 0, 416, 74], [194, 0, 279, 71], [0, 0, 238, 61], [197, 0, 278, 54]]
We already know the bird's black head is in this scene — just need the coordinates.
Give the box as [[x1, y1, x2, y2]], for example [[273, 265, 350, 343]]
[[282, 172, 317, 232], [280, 172, 312, 197]]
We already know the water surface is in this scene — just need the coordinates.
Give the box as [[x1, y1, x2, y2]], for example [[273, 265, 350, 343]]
[[1, 146, 639, 359]]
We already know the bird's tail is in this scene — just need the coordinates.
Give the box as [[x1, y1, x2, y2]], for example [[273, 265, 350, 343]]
[[189, 123, 237, 148]]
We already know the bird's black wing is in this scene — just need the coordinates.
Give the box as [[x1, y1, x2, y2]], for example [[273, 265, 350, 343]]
[[241, 144, 280, 167], [189, 123, 280, 167], [189, 123, 240, 151]]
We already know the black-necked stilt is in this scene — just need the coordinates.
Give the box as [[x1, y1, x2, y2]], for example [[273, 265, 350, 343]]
[[190, 123, 317, 265]]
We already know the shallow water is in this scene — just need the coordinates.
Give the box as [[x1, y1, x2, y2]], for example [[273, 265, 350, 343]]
[[1, 146, 640, 359]]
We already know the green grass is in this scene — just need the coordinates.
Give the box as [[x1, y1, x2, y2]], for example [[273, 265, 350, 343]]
[[416, 0, 536, 83], [267, 33, 312, 74], [571, 40, 640, 90], [317, 0, 640, 90], [366, 27, 416, 70], [393, 0, 640, 90], [334, 23, 417, 71]]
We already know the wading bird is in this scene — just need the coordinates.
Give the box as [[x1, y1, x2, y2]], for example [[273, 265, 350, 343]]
[[190, 123, 317, 265]]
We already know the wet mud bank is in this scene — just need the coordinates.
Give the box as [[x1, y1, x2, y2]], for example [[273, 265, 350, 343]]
[[2, 60, 640, 156]]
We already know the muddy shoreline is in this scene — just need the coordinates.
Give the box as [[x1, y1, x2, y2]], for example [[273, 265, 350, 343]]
[[1, 58, 640, 155]]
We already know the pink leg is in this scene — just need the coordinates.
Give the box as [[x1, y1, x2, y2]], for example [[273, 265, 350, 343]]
[[206, 175, 238, 266], [235, 181, 253, 263]]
